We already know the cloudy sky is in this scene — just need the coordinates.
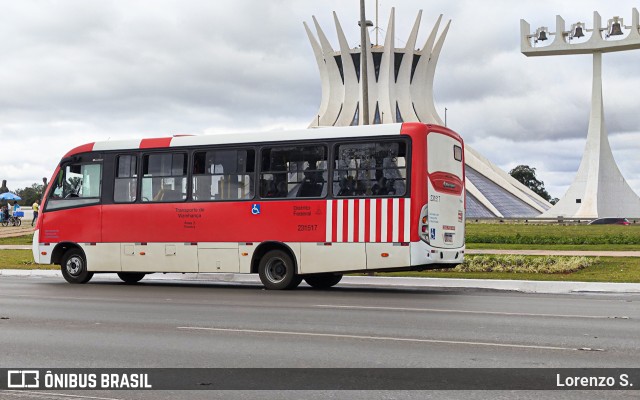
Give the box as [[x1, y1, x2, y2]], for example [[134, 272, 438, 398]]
[[1, 0, 639, 200]]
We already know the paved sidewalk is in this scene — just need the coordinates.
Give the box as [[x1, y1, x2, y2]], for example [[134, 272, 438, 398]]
[[2, 269, 639, 294]]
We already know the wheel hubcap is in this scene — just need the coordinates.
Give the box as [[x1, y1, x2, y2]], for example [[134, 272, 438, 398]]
[[265, 258, 287, 283], [66, 256, 83, 276]]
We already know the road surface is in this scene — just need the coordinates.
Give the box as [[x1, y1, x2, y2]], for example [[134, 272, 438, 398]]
[[0, 276, 638, 400]]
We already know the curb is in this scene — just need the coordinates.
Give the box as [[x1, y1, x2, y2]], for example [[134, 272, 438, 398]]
[[2, 269, 639, 294]]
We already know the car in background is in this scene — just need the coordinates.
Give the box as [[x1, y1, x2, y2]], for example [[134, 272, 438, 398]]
[[588, 217, 631, 225]]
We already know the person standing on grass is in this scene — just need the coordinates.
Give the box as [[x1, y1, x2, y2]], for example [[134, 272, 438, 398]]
[[32, 201, 39, 226]]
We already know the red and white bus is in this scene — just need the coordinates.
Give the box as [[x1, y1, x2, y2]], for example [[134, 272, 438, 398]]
[[33, 122, 465, 290]]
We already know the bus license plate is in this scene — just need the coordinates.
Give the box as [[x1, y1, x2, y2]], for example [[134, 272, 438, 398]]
[[444, 233, 454, 243]]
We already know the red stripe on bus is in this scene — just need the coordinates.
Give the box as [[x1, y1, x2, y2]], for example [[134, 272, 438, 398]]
[[331, 200, 340, 242], [140, 137, 172, 149], [387, 200, 394, 243], [342, 199, 349, 243], [375, 199, 382, 243], [354, 199, 359, 242], [364, 199, 371, 242], [398, 199, 405, 243], [64, 143, 95, 158]]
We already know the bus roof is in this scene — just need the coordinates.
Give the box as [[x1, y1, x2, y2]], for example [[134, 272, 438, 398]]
[[62, 122, 462, 157]]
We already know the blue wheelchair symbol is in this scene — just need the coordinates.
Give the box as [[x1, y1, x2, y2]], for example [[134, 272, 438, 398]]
[[430, 228, 436, 241], [251, 204, 261, 215]]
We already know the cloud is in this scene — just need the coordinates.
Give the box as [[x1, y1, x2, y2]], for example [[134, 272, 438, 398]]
[[0, 0, 638, 199]]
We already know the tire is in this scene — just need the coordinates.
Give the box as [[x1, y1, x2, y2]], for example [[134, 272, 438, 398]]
[[117, 272, 146, 284], [1, 220, 7, 227], [60, 248, 93, 284], [304, 273, 343, 289], [14, 218, 21, 227], [258, 249, 301, 290]]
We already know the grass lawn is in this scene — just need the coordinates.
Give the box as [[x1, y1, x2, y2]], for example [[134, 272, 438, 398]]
[[0, 250, 57, 270], [466, 223, 640, 247], [0, 234, 33, 245], [468, 243, 640, 251]]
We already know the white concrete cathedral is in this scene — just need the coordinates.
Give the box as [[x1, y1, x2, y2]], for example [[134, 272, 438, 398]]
[[305, 9, 552, 218]]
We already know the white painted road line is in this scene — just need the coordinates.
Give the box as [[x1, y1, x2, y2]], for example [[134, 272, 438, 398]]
[[177, 326, 579, 351], [314, 304, 630, 320], [0, 390, 124, 400]]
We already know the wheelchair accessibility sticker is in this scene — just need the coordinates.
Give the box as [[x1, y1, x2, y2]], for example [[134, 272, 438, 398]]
[[251, 204, 261, 215]]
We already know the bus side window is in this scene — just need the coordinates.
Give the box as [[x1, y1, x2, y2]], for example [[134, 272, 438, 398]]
[[259, 145, 327, 199], [141, 153, 187, 202], [45, 162, 103, 211], [192, 149, 255, 201], [334, 141, 407, 197], [114, 155, 138, 203]]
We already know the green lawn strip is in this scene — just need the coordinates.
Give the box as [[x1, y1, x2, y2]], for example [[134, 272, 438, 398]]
[[467, 243, 640, 251], [0, 234, 33, 245], [0, 250, 57, 270], [466, 223, 640, 245], [379, 257, 640, 283]]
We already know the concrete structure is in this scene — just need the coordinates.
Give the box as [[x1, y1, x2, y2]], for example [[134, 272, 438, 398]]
[[305, 9, 552, 218], [521, 9, 640, 218]]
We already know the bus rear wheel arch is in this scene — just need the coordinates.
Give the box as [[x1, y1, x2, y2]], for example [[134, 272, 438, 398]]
[[258, 249, 301, 290], [60, 248, 94, 284]]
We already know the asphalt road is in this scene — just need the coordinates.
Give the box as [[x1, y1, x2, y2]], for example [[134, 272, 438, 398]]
[[1, 276, 639, 400]]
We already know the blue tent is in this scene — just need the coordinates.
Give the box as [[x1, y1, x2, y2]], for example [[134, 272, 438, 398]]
[[0, 192, 21, 201]]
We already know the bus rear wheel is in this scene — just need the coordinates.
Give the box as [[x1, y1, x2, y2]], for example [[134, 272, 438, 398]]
[[117, 272, 146, 284], [258, 250, 301, 290], [304, 273, 343, 289], [60, 249, 93, 284]]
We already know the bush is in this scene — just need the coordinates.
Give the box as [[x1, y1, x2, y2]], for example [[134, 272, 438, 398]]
[[449, 255, 598, 274]]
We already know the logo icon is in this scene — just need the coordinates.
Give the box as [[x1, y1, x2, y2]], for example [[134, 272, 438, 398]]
[[8, 370, 40, 388], [430, 228, 436, 241], [251, 204, 261, 215]]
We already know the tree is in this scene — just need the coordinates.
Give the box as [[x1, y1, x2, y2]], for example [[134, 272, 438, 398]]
[[509, 165, 552, 202], [16, 183, 45, 206]]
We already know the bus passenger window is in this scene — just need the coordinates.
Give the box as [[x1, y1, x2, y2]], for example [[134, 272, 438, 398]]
[[334, 141, 407, 197], [114, 155, 138, 203], [259, 145, 327, 199], [141, 153, 187, 202], [192, 149, 255, 201]]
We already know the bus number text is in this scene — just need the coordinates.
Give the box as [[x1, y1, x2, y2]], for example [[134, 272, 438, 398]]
[[298, 224, 318, 232]]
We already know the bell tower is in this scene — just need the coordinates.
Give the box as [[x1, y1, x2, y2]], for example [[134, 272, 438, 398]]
[[521, 9, 640, 218]]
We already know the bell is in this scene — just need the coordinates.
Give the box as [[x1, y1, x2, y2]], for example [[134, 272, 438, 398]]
[[537, 30, 548, 41], [609, 21, 623, 36], [572, 26, 585, 38]]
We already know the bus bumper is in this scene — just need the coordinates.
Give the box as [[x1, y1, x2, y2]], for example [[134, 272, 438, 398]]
[[32, 230, 52, 265], [410, 240, 464, 266]]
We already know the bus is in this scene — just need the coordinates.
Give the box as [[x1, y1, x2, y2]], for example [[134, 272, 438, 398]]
[[33, 122, 465, 290]]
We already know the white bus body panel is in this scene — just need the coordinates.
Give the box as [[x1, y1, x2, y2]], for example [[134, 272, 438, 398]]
[[300, 242, 366, 274]]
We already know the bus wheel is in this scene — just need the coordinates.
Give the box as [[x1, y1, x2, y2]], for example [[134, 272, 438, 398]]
[[304, 273, 343, 289], [60, 249, 94, 284], [117, 272, 146, 284], [258, 250, 301, 290]]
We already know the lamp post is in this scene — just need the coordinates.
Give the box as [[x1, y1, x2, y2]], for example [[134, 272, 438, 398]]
[[521, 8, 640, 218], [359, 0, 372, 125]]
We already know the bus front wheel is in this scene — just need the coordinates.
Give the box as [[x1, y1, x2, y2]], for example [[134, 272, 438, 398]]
[[60, 249, 94, 284], [117, 272, 146, 284], [258, 250, 301, 290], [304, 273, 343, 289]]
